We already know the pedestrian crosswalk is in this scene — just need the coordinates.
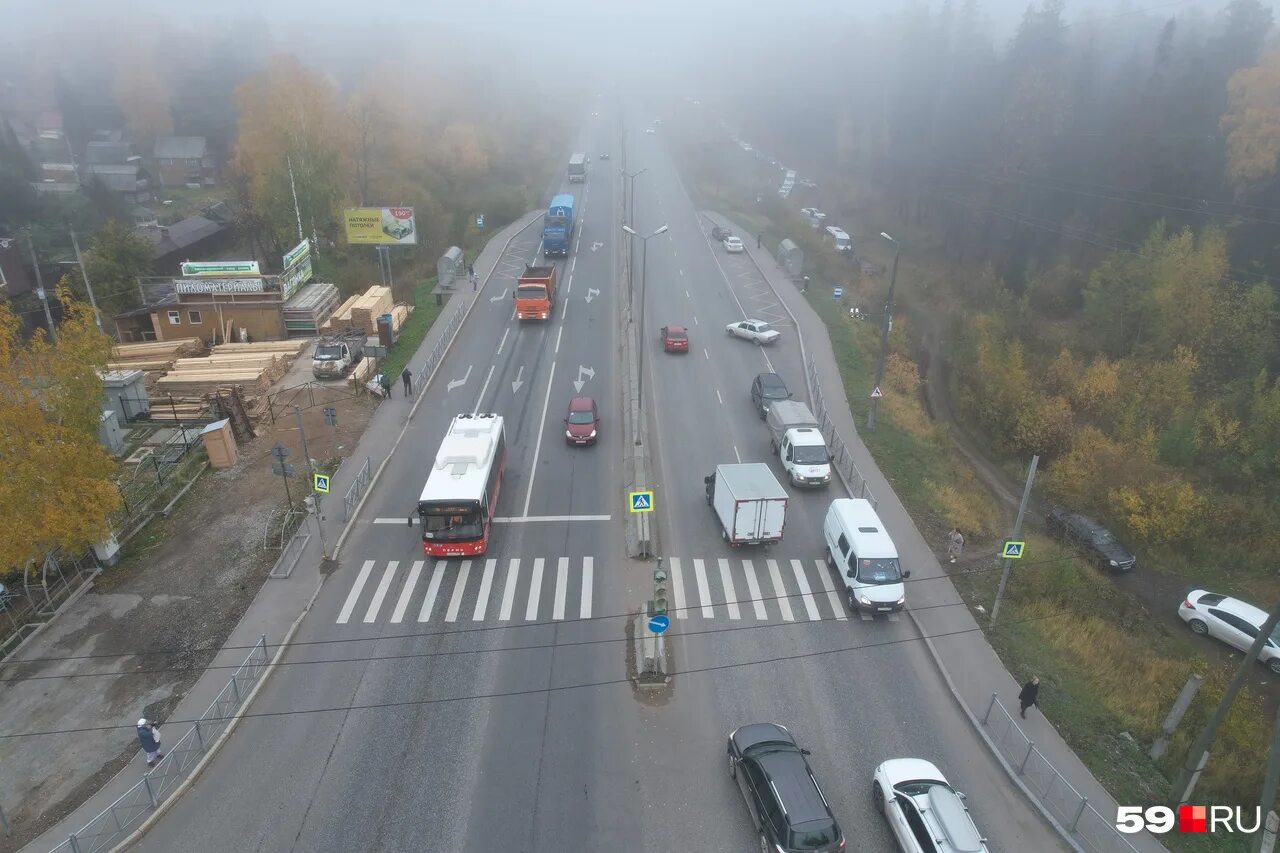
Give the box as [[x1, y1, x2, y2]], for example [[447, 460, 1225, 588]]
[[333, 556, 900, 626]]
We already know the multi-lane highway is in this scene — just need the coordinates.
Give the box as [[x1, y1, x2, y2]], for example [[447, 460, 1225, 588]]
[[134, 108, 1065, 851]]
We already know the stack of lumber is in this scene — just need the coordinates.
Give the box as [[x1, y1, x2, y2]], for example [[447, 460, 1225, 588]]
[[212, 340, 309, 357], [390, 303, 414, 332], [349, 286, 394, 334], [146, 395, 209, 423], [153, 340, 306, 396], [108, 338, 204, 373], [284, 282, 340, 336], [320, 292, 363, 334]]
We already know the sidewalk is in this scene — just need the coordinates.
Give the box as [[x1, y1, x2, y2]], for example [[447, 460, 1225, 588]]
[[709, 212, 1166, 853], [15, 211, 542, 853]]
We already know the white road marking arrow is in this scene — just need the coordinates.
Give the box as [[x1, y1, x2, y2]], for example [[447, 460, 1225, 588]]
[[511, 365, 525, 394], [448, 365, 472, 392], [585, 288, 601, 303], [591, 241, 603, 252], [490, 290, 507, 303], [573, 365, 596, 393]]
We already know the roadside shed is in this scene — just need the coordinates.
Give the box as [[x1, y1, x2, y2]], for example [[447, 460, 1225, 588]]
[[778, 239, 803, 278], [438, 246, 464, 289]]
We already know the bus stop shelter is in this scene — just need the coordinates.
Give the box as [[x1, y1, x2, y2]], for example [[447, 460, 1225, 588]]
[[438, 246, 464, 289], [778, 239, 803, 278]]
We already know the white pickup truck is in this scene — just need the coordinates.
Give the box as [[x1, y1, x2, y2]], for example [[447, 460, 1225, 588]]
[[766, 400, 831, 487]]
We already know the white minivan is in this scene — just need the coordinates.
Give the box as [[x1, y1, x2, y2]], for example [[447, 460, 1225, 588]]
[[823, 499, 909, 613], [823, 226, 853, 255]]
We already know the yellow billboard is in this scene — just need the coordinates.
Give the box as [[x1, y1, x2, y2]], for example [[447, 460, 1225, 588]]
[[344, 207, 418, 245]]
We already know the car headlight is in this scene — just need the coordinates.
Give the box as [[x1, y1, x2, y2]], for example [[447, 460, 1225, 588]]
[[588, 430, 597, 438], [1109, 559, 1118, 566], [896, 597, 905, 606], [566, 430, 574, 438], [858, 594, 872, 606]]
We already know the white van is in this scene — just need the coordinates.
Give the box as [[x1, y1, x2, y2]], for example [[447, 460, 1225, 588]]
[[823, 226, 853, 255], [823, 499, 909, 613]]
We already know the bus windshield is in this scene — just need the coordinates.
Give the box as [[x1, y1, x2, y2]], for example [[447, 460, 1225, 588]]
[[419, 503, 483, 541]]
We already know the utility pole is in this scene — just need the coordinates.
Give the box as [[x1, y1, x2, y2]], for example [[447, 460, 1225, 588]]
[[1255, 705, 1280, 853], [991, 454, 1038, 625], [867, 232, 900, 431], [25, 232, 56, 344], [287, 154, 304, 243], [68, 227, 103, 331], [1171, 599, 1280, 806], [294, 406, 329, 559]]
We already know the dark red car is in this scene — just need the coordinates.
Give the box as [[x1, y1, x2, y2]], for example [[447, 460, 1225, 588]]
[[564, 395, 599, 445], [661, 325, 689, 353]]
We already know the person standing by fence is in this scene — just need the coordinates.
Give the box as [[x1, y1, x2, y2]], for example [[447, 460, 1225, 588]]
[[401, 367, 413, 397], [1019, 676, 1041, 719], [136, 718, 163, 767]]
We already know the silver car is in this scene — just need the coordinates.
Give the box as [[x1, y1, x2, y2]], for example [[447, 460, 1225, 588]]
[[873, 759, 987, 853], [726, 319, 781, 345]]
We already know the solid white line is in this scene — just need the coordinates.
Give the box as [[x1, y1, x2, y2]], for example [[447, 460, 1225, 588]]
[[742, 559, 768, 620], [581, 557, 593, 619], [473, 558, 496, 620], [733, 445, 742, 463], [566, 273, 573, 296], [670, 557, 688, 619], [363, 561, 398, 623], [716, 389, 724, 405], [473, 364, 496, 414], [693, 315, 698, 325], [390, 560, 423, 624], [526, 558, 545, 620], [417, 561, 445, 622], [762, 351, 775, 372], [718, 558, 741, 620], [814, 559, 847, 620], [790, 559, 821, 621], [679, 269, 685, 278], [499, 559, 520, 621], [686, 289, 690, 298], [522, 360, 557, 516], [337, 560, 376, 624], [693, 558, 714, 618], [571, 256, 577, 274], [554, 557, 569, 620], [496, 327, 511, 355], [493, 514, 611, 523], [704, 348, 710, 359], [561, 299, 569, 321], [767, 559, 795, 621], [555, 326, 563, 353], [445, 560, 471, 622]]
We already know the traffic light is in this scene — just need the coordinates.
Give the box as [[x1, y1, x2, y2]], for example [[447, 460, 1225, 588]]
[[653, 559, 668, 617]]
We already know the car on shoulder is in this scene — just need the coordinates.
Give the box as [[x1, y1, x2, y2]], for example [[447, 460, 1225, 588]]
[[873, 758, 988, 853], [563, 396, 599, 446], [1045, 507, 1136, 572], [1179, 590, 1280, 673], [727, 723, 846, 853], [726, 319, 781, 345], [711, 225, 734, 242], [751, 372, 792, 418], [599, 152, 610, 160], [660, 325, 689, 353], [724, 235, 745, 253], [645, 127, 656, 135]]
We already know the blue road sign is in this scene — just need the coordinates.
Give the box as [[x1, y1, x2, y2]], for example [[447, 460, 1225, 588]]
[[1003, 540, 1025, 559], [476, 213, 485, 229], [313, 473, 331, 494], [649, 614, 670, 634], [630, 491, 654, 512]]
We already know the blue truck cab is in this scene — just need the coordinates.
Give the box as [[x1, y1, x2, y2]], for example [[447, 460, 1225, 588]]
[[543, 194, 575, 257]]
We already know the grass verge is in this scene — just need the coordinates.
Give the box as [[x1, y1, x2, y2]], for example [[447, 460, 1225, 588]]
[[380, 275, 446, 382]]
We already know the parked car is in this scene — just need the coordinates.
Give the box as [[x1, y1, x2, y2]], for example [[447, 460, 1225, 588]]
[[726, 319, 781, 345], [724, 235, 745, 253], [661, 325, 689, 353], [600, 152, 610, 160], [1179, 590, 1280, 673], [873, 759, 987, 853], [645, 127, 656, 135], [564, 396, 599, 446], [750, 372, 792, 418], [711, 225, 734, 242], [727, 723, 846, 853], [1045, 508, 1136, 572]]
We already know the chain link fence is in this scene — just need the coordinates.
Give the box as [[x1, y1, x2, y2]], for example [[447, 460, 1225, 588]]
[[414, 298, 468, 392], [47, 637, 271, 853], [805, 355, 878, 509], [983, 694, 1140, 853]]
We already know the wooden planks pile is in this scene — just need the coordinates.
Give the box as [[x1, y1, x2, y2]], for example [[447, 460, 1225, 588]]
[[146, 395, 209, 423], [320, 292, 362, 334], [349, 286, 394, 334], [390, 303, 414, 332], [108, 338, 204, 373], [153, 340, 309, 396]]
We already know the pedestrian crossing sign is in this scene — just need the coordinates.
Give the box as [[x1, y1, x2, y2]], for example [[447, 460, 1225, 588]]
[[629, 491, 654, 513], [1003, 540, 1025, 559], [314, 473, 331, 494]]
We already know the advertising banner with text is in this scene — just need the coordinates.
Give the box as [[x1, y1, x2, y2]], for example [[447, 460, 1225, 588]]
[[344, 208, 417, 245]]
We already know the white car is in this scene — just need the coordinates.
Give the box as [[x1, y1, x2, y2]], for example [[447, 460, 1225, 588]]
[[645, 127, 656, 135], [873, 759, 988, 853], [801, 207, 820, 217], [726, 319, 780, 345], [723, 235, 744, 253], [1179, 590, 1280, 673]]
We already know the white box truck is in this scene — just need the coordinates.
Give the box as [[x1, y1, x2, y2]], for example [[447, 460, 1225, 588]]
[[766, 400, 831, 487], [703, 463, 788, 546]]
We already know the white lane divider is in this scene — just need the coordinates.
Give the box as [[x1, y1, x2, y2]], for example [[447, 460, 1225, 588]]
[[444, 560, 471, 622], [766, 559, 795, 622], [554, 557, 569, 620], [693, 558, 714, 618], [337, 560, 375, 624], [390, 560, 423, 624], [525, 558, 545, 620], [581, 557, 593, 619], [363, 560, 398, 623], [473, 364, 496, 414], [522, 361, 558, 517], [473, 558, 497, 621], [670, 557, 688, 620], [418, 561, 445, 622], [718, 558, 741, 620], [790, 559, 821, 621], [742, 560, 768, 620], [499, 558, 520, 621]]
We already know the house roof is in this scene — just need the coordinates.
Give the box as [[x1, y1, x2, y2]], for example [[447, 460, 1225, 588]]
[[86, 141, 135, 165], [135, 216, 223, 257], [113, 292, 178, 320], [87, 163, 147, 192], [153, 136, 206, 160]]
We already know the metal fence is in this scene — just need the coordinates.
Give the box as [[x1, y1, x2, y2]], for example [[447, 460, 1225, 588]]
[[805, 355, 879, 509], [342, 457, 373, 522], [0, 550, 101, 659], [264, 381, 364, 424], [414, 299, 469, 392], [983, 694, 1141, 853], [48, 636, 272, 853]]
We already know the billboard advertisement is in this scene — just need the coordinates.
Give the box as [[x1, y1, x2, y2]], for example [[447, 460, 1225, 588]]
[[181, 260, 260, 277], [280, 239, 313, 300], [344, 208, 417, 245]]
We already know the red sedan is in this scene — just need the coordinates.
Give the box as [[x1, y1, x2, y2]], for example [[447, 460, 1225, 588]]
[[564, 395, 599, 445], [661, 325, 690, 353]]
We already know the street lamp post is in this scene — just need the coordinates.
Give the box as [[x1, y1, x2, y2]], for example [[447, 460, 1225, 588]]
[[868, 232, 900, 431], [622, 223, 669, 445], [624, 167, 647, 228]]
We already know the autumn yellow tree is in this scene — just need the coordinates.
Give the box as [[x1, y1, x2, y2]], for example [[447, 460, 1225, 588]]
[[0, 284, 120, 571], [112, 42, 173, 146], [1222, 49, 1280, 199]]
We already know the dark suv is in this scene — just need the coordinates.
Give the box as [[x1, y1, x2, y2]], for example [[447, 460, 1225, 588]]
[[727, 723, 846, 853], [751, 372, 792, 418], [1045, 508, 1136, 572]]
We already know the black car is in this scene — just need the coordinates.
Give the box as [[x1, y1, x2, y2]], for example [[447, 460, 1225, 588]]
[[1045, 508, 1137, 572], [751, 372, 792, 418], [712, 225, 734, 242], [727, 723, 846, 853]]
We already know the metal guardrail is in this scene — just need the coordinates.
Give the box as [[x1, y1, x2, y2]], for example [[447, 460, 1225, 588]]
[[342, 457, 373, 523], [415, 300, 468, 393], [805, 355, 878, 509], [48, 636, 271, 853], [984, 694, 1141, 853]]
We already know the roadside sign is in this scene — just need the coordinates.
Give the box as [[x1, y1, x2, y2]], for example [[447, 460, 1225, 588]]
[[629, 491, 654, 513], [870, 386, 883, 399], [323, 407, 337, 426], [313, 473, 331, 494], [271, 462, 295, 477], [833, 287, 843, 299], [476, 213, 485, 229], [648, 614, 670, 634], [1003, 540, 1025, 559]]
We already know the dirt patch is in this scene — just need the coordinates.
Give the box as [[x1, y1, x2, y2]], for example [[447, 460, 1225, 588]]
[[0, 385, 376, 851]]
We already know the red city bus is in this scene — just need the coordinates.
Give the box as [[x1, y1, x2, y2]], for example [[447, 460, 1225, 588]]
[[417, 414, 507, 557]]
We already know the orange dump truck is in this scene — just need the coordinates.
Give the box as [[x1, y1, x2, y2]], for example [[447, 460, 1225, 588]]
[[514, 265, 558, 321]]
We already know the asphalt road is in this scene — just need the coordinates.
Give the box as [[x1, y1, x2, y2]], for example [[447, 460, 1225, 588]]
[[133, 107, 1066, 852]]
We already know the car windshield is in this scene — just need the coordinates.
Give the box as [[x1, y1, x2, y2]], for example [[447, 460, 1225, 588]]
[[793, 445, 828, 465], [418, 505, 483, 540], [856, 557, 903, 584], [315, 344, 342, 360], [755, 323, 774, 334], [568, 411, 594, 425], [516, 285, 547, 299], [1088, 527, 1117, 545], [790, 820, 838, 849]]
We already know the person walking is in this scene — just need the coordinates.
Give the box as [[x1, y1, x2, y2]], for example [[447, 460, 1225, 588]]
[[136, 718, 163, 767], [756, 232, 762, 248], [401, 367, 413, 397], [1019, 676, 1041, 719], [378, 372, 392, 398], [471, 270, 478, 291], [467, 262, 474, 279], [947, 527, 965, 563]]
